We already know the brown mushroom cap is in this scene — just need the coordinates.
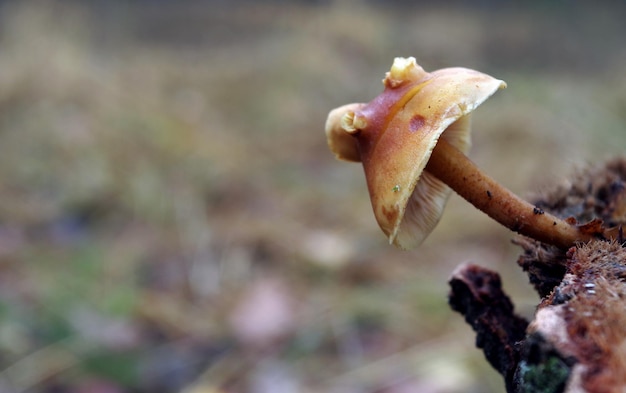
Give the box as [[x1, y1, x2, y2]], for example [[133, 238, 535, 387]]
[[325, 57, 506, 249], [325, 103, 365, 163]]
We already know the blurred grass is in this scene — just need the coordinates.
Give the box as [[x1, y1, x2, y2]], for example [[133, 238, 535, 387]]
[[0, 1, 625, 392]]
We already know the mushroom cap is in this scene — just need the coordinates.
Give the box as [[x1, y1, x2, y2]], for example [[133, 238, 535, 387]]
[[325, 57, 506, 249]]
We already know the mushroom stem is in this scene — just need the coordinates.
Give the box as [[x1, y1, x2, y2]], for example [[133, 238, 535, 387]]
[[425, 138, 596, 249]]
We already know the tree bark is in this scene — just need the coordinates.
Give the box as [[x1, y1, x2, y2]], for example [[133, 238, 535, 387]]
[[448, 158, 626, 393]]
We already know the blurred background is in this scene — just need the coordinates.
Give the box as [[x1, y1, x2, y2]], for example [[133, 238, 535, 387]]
[[1, 1, 626, 392]]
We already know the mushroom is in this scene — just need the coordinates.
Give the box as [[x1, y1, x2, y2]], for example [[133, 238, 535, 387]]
[[325, 57, 612, 250]]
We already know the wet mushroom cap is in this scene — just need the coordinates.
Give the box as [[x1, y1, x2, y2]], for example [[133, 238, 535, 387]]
[[325, 57, 506, 249]]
